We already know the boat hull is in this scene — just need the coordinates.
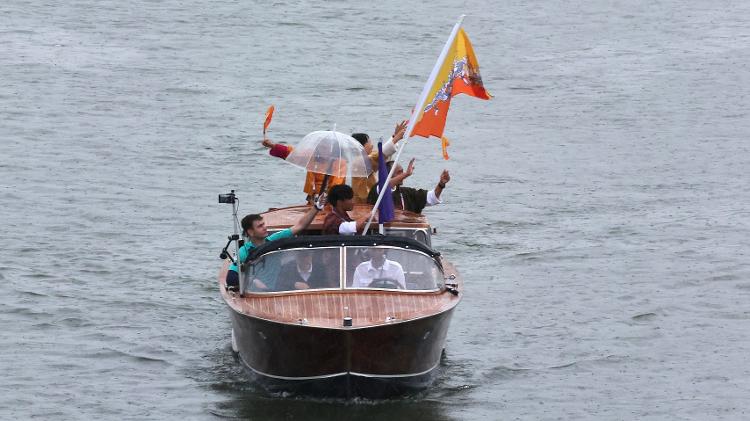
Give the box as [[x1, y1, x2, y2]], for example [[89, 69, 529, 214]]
[[228, 306, 456, 398]]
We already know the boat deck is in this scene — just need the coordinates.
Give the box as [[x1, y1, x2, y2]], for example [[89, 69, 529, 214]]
[[262, 204, 431, 232]]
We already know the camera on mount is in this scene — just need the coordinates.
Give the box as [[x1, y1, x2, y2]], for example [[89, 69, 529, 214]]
[[218, 190, 236, 204]]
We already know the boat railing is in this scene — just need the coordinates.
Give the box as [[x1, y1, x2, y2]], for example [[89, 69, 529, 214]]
[[266, 227, 432, 248]]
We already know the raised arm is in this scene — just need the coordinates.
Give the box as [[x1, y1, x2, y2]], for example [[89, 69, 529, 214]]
[[290, 194, 326, 234], [433, 170, 450, 200], [262, 137, 276, 149], [382, 120, 408, 157], [262, 136, 295, 159], [337, 216, 368, 235], [389, 158, 415, 188], [392, 120, 407, 144]]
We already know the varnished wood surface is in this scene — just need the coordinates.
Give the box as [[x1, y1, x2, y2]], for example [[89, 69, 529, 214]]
[[230, 306, 456, 379], [262, 204, 431, 231], [218, 259, 462, 329]]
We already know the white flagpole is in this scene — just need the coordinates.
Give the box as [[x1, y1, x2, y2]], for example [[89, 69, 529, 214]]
[[361, 14, 465, 235]]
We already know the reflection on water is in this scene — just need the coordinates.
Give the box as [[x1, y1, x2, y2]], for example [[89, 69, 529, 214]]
[[210, 393, 456, 421], [200, 346, 459, 420]]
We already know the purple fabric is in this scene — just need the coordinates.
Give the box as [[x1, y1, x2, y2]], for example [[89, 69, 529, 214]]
[[377, 142, 395, 223]]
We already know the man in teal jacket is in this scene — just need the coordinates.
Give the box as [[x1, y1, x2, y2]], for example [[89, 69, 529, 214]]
[[226, 199, 324, 290]]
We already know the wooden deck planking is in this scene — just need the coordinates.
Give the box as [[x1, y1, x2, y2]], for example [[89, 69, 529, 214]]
[[224, 288, 459, 329]]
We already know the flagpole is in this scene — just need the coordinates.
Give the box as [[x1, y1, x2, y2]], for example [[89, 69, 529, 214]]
[[361, 15, 465, 235]]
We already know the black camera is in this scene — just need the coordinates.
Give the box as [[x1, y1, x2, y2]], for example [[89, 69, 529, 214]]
[[218, 190, 236, 204]]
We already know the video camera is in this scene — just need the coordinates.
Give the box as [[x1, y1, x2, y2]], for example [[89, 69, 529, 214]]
[[218, 190, 236, 204]]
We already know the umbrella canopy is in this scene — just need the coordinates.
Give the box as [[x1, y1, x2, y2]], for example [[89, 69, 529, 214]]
[[285, 130, 372, 178]]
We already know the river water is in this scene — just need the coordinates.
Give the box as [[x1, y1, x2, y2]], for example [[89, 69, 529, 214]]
[[2, 1, 750, 419]]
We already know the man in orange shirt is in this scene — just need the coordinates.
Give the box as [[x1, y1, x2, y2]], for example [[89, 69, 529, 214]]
[[262, 139, 345, 203], [262, 120, 407, 203]]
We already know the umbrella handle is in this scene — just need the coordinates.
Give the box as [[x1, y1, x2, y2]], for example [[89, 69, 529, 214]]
[[318, 160, 335, 195], [319, 174, 331, 196]]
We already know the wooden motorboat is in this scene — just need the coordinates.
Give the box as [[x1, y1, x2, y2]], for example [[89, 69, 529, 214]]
[[218, 204, 462, 398]]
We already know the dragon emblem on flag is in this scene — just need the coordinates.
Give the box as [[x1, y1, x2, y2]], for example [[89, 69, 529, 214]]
[[409, 25, 490, 144], [423, 58, 484, 116]]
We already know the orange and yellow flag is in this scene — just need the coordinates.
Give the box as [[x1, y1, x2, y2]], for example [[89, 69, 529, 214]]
[[411, 28, 490, 143], [263, 105, 275, 135]]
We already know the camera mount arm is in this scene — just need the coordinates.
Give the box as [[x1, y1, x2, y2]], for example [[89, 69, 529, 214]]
[[219, 234, 242, 264], [218, 190, 244, 292]]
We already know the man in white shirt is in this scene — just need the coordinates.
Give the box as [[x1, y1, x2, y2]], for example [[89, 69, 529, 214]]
[[352, 248, 406, 289]]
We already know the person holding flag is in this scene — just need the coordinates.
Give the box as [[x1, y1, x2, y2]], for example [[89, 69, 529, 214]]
[[363, 15, 489, 233], [375, 141, 395, 226]]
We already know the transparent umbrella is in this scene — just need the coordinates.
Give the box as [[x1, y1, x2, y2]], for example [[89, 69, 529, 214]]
[[285, 130, 372, 179]]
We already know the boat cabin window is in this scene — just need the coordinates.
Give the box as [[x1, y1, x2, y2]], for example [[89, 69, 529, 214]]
[[345, 246, 443, 291], [383, 228, 431, 247], [243, 247, 341, 292]]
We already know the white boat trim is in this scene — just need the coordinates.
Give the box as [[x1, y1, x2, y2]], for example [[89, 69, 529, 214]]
[[349, 360, 440, 378], [238, 354, 441, 381]]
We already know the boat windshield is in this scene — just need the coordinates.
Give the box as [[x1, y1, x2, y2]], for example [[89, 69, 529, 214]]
[[242, 244, 443, 293], [243, 247, 341, 292], [345, 246, 442, 291]]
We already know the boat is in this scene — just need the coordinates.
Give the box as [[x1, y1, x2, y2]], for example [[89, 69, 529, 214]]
[[218, 203, 462, 398]]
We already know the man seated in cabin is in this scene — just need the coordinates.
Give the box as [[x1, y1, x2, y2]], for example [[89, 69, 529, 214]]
[[225, 197, 325, 290], [367, 159, 450, 214], [352, 248, 406, 289], [275, 250, 340, 290], [323, 184, 367, 235], [313, 249, 342, 288], [275, 251, 318, 291]]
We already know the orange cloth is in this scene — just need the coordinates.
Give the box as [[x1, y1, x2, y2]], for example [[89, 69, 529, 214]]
[[303, 167, 346, 196], [268, 144, 346, 196], [351, 149, 384, 203], [352, 174, 376, 204]]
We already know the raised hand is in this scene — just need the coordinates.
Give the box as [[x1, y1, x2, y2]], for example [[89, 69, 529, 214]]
[[314, 192, 328, 210], [392, 120, 408, 143], [439, 169, 450, 185], [405, 158, 416, 177]]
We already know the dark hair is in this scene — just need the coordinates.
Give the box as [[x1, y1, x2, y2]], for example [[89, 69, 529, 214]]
[[351, 133, 369, 147], [328, 184, 354, 206], [241, 214, 263, 234]]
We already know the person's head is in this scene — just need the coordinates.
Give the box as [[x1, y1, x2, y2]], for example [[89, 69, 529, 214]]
[[369, 248, 387, 267], [328, 184, 354, 211], [241, 214, 267, 238], [352, 133, 372, 155], [295, 251, 313, 271]]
